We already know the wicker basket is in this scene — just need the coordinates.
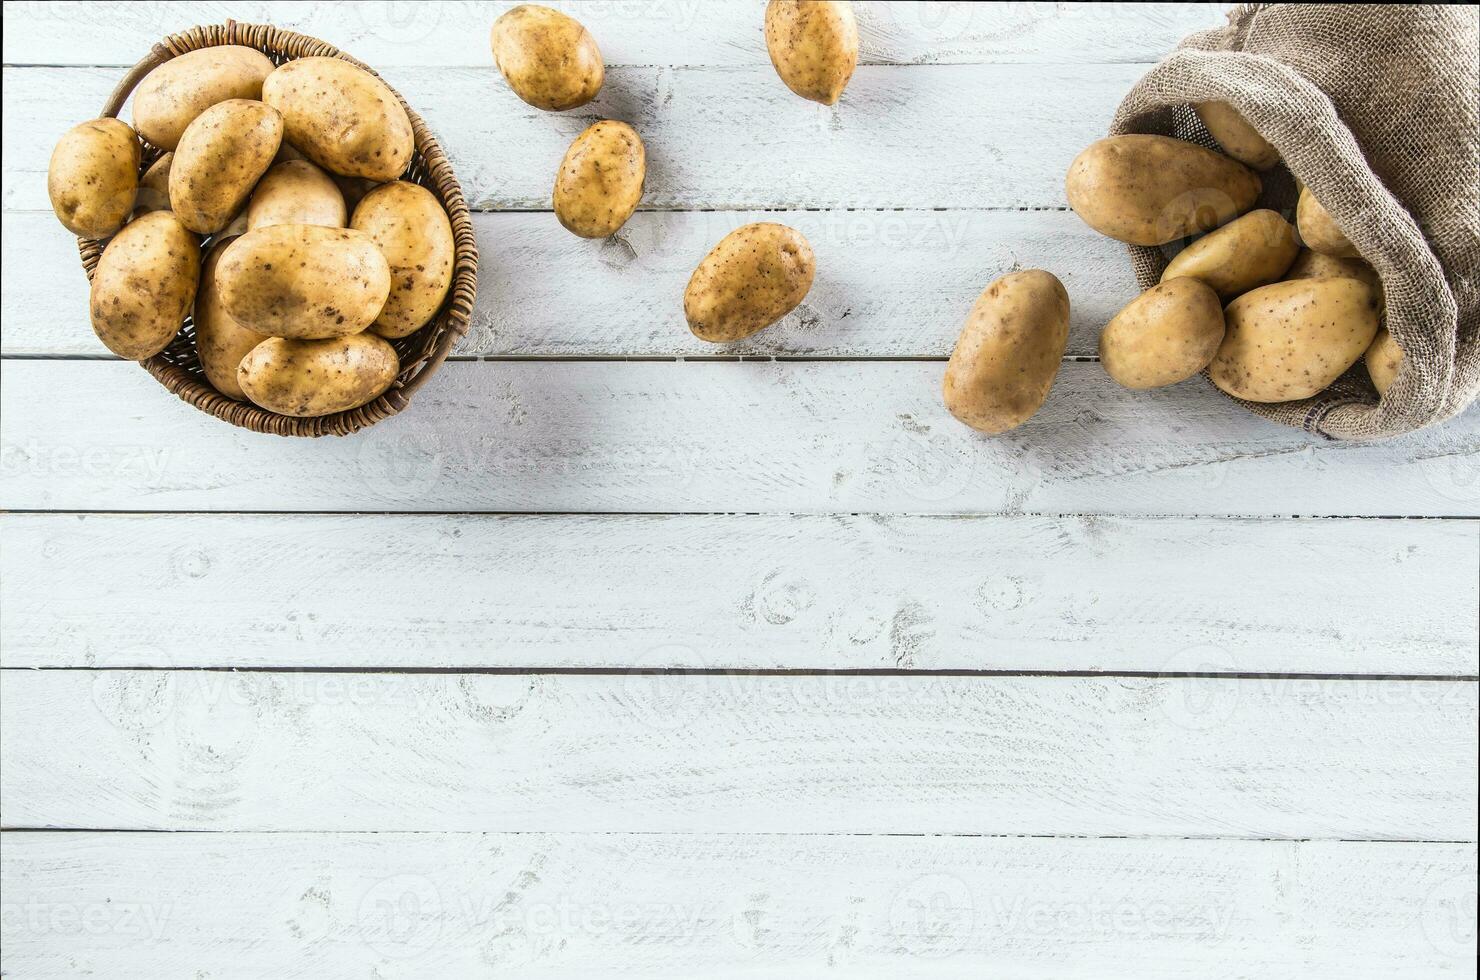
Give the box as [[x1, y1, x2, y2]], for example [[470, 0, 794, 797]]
[[78, 21, 478, 437]]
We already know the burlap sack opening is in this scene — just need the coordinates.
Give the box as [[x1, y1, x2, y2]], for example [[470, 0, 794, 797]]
[[1111, 3, 1479, 440]]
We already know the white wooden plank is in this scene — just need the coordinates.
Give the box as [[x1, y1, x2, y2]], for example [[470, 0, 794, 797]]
[[2, 670, 1474, 837], [1, 833, 1472, 978], [3, 208, 1138, 357], [1, 513, 1474, 674], [3, 61, 1143, 211], [2, 2, 1227, 67], [3, 360, 1479, 516]]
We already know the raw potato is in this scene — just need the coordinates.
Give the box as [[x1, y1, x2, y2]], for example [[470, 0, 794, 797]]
[[133, 153, 173, 215], [1100, 278, 1224, 390], [552, 120, 645, 238], [1160, 209, 1299, 300], [195, 237, 269, 400], [943, 269, 1070, 434], [217, 224, 391, 340], [764, 0, 860, 106], [1365, 329, 1404, 397], [350, 181, 456, 338], [1065, 135, 1261, 246], [491, 4, 604, 111], [88, 210, 199, 359], [1208, 278, 1380, 403], [1285, 248, 1381, 290], [169, 99, 283, 234], [262, 57, 414, 181], [246, 160, 347, 231], [48, 118, 140, 238], [684, 222, 815, 343], [131, 45, 275, 151], [1194, 101, 1280, 170], [238, 333, 399, 417], [1296, 187, 1358, 257]]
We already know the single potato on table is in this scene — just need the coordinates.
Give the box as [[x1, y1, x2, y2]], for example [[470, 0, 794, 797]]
[[1160, 209, 1299, 300], [262, 57, 414, 181], [1100, 278, 1224, 390], [1296, 187, 1359, 257], [131, 45, 275, 150], [350, 181, 456, 338], [48, 118, 140, 238], [1065, 135, 1261, 246], [89, 210, 199, 360], [943, 269, 1070, 434], [246, 160, 347, 231], [684, 222, 815, 343], [552, 120, 645, 238], [195, 237, 269, 400], [169, 99, 283, 234], [491, 4, 604, 111], [238, 333, 400, 417], [1365, 329, 1405, 397], [217, 224, 391, 340], [764, 0, 859, 106], [1194, 101, 1279, 170], [1208, 278, 1380, 402]]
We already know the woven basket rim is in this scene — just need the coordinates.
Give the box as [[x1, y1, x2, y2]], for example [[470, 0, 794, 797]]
[[77, 19, 479, 437]]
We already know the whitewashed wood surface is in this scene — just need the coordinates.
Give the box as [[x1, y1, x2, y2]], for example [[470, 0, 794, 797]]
[[1, 3, 1476, 978]]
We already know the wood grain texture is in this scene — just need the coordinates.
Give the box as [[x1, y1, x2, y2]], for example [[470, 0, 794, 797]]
[[4, 208, 1139, 357], [2, 512, 1475, 674], [1, 2, 1227, 67], [3, 670, 1475, 837], [2, 832, 1473, 978], [4, 359, 1479, 516], [4, 61, 1144, 210]]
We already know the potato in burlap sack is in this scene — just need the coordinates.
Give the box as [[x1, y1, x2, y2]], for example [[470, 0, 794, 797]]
[[1112, 3, 1478, 440]]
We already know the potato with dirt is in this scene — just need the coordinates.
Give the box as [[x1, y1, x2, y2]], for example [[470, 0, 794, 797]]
[[238, 333, 400, 417], [131, 45, 275, 150], [491, 4, 604, 111], [88, 210, 199, 359], [764, 0, 859, 105], [48, 118, 140, 238], [169, 99, 282, 234], [552, 120, 646, 238], [684, 223, 816, 343], [262, 57, 414, 181], [1100, 278, 1225, 389], [350, 181, 456, 338], [1208, 278, 1380, 402], [943, 269, 1070, 433], [1065, 135, 1261, 246], [216, 224, 390, 340], [1160, 209, 1299, 300]]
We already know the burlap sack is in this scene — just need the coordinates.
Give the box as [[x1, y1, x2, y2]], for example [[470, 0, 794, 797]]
[[1111, 3, 1479, 440]]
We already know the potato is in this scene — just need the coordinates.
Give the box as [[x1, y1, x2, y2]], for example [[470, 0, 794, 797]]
[[132, 153, 173, 215], [684, 222, 815, 343], [132, 45, 275, 151], [1208, 278, 1380, 402], [89, 210, 199, 359], [1285, 248, 1380, 290], [1296, 187, 1358, 257], [246, 160, 346, 231], [943, 269, 1070, 433], [262, 57, 414, 181], [764, 0, 859, 106], [491, 4, 604, 111], [195, 237, 269, 400], [1160, 209, 1299, 299], [1065, 135, 1261, 246], [1365, 329, 1404, 397], [1100, 278, 1224, 389], [350, 181, 455, 338], [1194, 101, 1279, 170], [217, 224, 391, 340], [169, 99, 282, 234], [552, 121, 645, 238], [238, 333, 399, 417], [48, 118, 140, 238]]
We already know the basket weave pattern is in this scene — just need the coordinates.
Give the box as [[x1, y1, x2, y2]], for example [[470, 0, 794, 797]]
[[78, 21, 478, 437]]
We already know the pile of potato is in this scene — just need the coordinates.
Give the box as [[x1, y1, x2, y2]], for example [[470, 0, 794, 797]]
[[493, 1, 855, 344], [943, 104, 1396, 434], [48, 45, 455, 417]]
